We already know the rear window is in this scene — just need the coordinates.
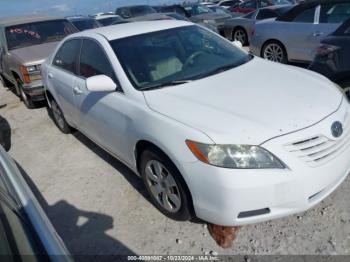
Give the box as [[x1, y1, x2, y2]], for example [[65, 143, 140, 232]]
[[320, 3, 350, 24], [5, 20, 77, 50], [71, 19, 100, 31]]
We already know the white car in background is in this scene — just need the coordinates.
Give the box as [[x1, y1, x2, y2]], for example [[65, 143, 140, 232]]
[[42, 21, 350, 226]]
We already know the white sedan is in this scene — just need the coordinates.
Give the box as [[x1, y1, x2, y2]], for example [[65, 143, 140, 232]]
[[42, 20, 350, 226]]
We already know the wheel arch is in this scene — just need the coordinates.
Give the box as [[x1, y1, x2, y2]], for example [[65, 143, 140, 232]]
[[134, 139, 195, 214]]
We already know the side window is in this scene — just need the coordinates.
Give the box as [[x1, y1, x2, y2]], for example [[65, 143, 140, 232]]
[[256, 9, 277, 20], [320, 3, 350, 24], [241, 1, 257, 9], [119, 8, 131, 18], [53, 39, 81, 74], [293, 7, 316, 23], [79, 40, 117, 83], [345, 26, 350, 35]]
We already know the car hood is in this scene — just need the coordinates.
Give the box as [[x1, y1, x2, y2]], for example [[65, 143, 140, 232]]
[[192, 13, 231, 22], [9, 41, 60, 66], [143, 58, 343, 145]]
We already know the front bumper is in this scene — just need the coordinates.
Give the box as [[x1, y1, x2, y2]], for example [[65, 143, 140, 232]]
[[23, 80, 45, 100], [180, 99, 350, 226]]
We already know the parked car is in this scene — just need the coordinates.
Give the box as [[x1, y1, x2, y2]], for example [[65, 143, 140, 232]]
[[217, 0, 243, 9], [0, 16, 77, 108], [67, 16, 101, 31], [250, 0, 350, 63], [94, 15, 125, 26], [157, 4, 231, 34], [116, 5, 171, 21], [309, 18, 350, 98], [230, 0, 291, 14], [209, 6, 241, 17], [0, 146, 71, 259], [223, 5, 293, 45], [42, 21, 350, 226]]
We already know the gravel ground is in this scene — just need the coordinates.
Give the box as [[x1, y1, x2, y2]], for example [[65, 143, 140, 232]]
[[0, 82, 349, 257]]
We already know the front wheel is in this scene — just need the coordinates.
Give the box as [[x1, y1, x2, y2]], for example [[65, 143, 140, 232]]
[[15, 80, 35, 109], [140, 149, 193, 221], [262, 41, 288, 64], [50, 99, 71, 134]]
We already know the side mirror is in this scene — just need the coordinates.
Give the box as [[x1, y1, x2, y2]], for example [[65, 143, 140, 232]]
[[232, 40, 243, 49], [86, 75, 116, 92]]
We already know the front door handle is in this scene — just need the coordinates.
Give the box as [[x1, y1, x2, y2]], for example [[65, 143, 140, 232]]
[[313, 31, 324, 37], [73, 86, 83, 95], [48, 73, 53, 79]]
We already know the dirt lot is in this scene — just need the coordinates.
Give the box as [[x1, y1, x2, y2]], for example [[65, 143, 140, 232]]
[[0, 82, 350, 257]]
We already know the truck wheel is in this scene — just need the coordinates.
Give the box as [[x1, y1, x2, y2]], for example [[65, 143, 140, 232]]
[[15, 80, 35, 109]]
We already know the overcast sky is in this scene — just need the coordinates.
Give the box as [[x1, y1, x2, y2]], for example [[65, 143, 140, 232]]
[[0, 0, 197, 18]]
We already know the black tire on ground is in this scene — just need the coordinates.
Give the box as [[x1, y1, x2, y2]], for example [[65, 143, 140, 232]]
[[140, 148, 193, 221], [232, 27, 248, 46], [50, 99, 71, 134], [338, 79, 350, 100], [262, 40, 288, 64], [15, 79, 35, 109]]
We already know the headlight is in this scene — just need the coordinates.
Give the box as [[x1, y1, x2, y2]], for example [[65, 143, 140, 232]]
[[186, 140, 285, 169], [26, 65, 40, 74], [203, 19, 216, 25]]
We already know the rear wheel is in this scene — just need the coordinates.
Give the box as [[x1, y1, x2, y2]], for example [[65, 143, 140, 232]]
[[140, 149, 193, 221], [262, 41, 288, 64], [232, 28, 248, 46], [50, 99, 71, 134]]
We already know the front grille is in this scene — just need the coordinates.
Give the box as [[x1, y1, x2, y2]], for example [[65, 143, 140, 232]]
[[284, 117, 350, 167]]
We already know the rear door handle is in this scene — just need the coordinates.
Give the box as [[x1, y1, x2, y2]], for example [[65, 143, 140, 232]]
[[73, 86, 83, 95]]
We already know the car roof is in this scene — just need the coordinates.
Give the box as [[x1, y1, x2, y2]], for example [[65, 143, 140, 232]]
[[94, 15, 121, 20], [71, 20, 193, 41], [67, 16, 93, 21], [278, 0, 349, 21], [0, 15, 65, 27]]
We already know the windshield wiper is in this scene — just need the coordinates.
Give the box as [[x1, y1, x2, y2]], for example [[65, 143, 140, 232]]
[[139, 80, 191, 91]]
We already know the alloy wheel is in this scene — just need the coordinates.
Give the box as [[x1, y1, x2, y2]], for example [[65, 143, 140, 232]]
[[263, 43, 285, 63], [233, 29, 246, 45], [144, 160, 181, 213], [51, 101, 65, 130]]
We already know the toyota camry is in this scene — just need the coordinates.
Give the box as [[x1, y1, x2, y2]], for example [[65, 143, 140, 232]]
[[42, 20, 350, 226]]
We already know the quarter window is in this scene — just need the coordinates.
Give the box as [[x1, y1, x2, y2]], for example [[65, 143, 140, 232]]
[[53, 39, 81, 74], [293, 7, 316, 23], [256, 9, 277, 20], [79, 40, 116, 83]]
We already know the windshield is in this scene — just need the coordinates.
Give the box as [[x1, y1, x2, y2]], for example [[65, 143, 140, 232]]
[[110, 25, 251, 90], [71, 19, 100, 31], [5, 20, 77, 50], [184, 5, 214, 15], [129, 6, 157, 17], [211, 7, 231, 15]]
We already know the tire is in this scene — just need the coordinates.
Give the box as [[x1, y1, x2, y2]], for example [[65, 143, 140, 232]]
[[232, 27, 248, 46], [15, 80, 35, 109], [339, 79, 350, 100], [140, 149, 193, 221], [50, 99, 71, 134], [262, 41, 288, 64]]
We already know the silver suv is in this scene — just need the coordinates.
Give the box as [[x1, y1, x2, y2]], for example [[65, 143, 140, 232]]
[[0, 16, 77, 108]]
